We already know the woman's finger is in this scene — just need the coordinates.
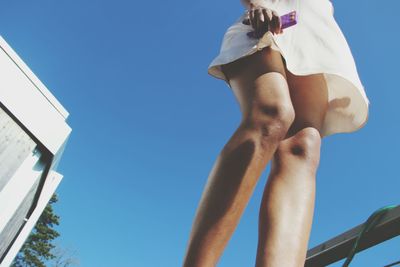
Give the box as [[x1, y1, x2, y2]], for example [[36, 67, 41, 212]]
[[242, 11, 250, 25], [269, 13, 277, 34], [262, 9, 270, 34], [258, 8, 265, 22], [254, 8, 262, 34], [265, 8, 273, 23], [249, 9, 256, 29], [242, 18, 250, 25], [271, 10, 282, 34]]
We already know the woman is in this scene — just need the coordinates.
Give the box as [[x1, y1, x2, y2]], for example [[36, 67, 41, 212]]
[[183, 0, 369, 266]]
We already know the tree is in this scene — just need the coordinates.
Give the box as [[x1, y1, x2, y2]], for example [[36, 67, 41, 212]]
[[12, 194, 60, 267], [50, 246, 79, 267]]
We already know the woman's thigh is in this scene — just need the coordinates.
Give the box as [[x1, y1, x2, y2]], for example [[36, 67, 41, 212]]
[[284, 70, 329, 137], [221, 48, 293, 123]]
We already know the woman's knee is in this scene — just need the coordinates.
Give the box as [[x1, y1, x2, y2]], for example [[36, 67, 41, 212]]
[[275, 127, 322, 167], [235, 72, 294, 140], [242, 99, 295, 143], [223, 49, 295, 145]]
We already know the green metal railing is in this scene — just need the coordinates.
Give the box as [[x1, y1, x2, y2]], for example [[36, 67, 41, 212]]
[[305, 205, 400, 267]]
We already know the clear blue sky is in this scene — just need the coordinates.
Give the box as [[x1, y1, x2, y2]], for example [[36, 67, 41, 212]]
[[1, 1, 400, 266]]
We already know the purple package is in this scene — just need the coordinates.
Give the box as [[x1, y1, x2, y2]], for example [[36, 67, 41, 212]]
[[280, 11, 297, 29]]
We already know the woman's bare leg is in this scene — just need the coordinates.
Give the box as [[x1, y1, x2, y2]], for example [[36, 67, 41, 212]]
[[255, 127, 321, 267], [183, 48, 295, 267], [255, 73, 328, 267]]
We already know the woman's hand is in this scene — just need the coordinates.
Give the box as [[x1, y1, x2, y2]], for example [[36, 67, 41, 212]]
[[242, 6, 282, 38]]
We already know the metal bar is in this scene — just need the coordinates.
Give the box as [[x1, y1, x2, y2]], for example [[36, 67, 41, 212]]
[[305, 206, 400, 267], [384, 260, 400, 267]]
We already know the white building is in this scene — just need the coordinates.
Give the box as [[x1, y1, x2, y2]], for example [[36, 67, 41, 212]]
[[0, 36, 71, 266]]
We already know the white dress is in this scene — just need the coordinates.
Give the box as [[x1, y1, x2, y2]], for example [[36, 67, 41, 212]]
[[208, 0, 369, 137]]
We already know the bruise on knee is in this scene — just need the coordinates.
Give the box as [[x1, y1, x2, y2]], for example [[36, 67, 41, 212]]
[[290, 143, 306, 157], [274, 127, 321, 166]]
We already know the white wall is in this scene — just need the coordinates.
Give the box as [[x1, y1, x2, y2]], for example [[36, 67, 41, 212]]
[[0, 36, 71, 266], [0, 36, 71, 155]]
